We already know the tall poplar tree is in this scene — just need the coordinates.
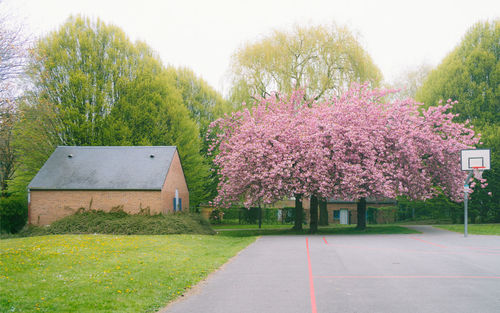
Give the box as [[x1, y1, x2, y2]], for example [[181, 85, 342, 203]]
[[416, 20, 499, 126], [166, 67, 233, 200], [416, 20, 499, 222]]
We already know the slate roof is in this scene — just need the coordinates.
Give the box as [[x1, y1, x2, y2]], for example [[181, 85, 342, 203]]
[[28, 146, 178, 190]]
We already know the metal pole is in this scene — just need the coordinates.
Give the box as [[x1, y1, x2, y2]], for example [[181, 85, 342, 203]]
[[464, 171, 474, 238], [464, 188, 468, 237], [258, 205, 262, 229]]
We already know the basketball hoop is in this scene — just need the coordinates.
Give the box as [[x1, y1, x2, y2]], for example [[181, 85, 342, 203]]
[[461, 149, 491, 238], [472, 166, 485, 181]]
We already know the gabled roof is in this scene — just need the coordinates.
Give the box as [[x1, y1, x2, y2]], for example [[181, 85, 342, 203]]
[[28, 146, 177, 190]]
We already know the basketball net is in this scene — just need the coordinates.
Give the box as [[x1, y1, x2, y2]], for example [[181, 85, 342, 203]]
[[472, 167, 484, 181]]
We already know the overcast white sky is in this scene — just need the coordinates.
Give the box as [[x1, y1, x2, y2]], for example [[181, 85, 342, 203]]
[[3, 0, 499, 95]]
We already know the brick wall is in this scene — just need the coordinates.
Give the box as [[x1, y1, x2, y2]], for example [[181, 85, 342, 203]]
[[326, 203, 358, 224], [161, 150, 189, 213], [29, 190, 162, 225]]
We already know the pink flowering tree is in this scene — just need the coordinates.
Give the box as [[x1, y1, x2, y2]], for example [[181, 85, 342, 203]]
[[209, 83, 481, 232], [208, 90, 330, 230], [312, 84, 479, 229]]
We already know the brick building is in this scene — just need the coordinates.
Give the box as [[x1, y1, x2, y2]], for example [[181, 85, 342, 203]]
[[28, 146, 189, 225]]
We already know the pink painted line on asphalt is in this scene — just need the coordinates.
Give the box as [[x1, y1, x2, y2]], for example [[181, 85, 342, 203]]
[[306, 238, 318, 313], [314, 275, 500, 279], [409, 236, 447, 248], [323, 237, 328, 245]]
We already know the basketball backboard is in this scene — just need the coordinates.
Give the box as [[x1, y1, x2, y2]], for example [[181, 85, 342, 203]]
[[461, 149, 491, 171]]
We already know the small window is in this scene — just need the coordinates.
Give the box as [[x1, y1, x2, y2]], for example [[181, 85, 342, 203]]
[[173, 198, 182, 212], [333, 210, 340, 220]]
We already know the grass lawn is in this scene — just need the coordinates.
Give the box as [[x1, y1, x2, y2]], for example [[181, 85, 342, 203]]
[[435, 224, 500, 236], [0, 234, 255, 313], [216, 224, 420, 237], [211, 224, 293, 230]]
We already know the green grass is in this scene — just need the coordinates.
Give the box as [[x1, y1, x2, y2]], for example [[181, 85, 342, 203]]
[[435, 224, 500, 235], [211, 224, 293, 230], [216, 224, 420, 237], [0, 234, 255, 312], [395, 218, 453, 225]]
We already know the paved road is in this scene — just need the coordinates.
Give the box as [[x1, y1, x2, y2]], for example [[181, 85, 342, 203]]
[[160, 226, 500, 313]]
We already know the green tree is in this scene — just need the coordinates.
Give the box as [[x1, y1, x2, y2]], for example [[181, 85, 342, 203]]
[[469, 123, 500, 222], [229, 23, 382, 105], [167, 67, 231, 136], [416, 20, 499, 125], [166, 67, 233, 201], [416, 20, 500, 222], [9, 99, 61, 197], [11, 16, 209, 207], [0, 5, 29, 196], [0, 96, 17, 195], [27, 16, 139, 145]]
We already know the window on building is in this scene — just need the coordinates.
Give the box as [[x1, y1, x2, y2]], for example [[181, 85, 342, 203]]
[[333, 210, 340, 220], [173, 198, 182, 212]]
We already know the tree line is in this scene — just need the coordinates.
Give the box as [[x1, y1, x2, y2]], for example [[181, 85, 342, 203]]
[[0, 11, 498, 232]]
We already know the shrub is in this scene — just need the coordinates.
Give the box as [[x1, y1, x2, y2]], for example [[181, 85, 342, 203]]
[[209, 209, 223, 224], [220, 207, 240, 220], [239, 207, 261, 224], [15, 209, 215, 237], [281, 207, 296, 224], [368, 206, 397, 224], [263, 208, 281, 224], [0, 196, 28, 233], [210, 207, 298, 225]]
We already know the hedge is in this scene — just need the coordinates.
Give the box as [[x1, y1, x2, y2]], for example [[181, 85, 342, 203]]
[[0, 196, 28, 234]]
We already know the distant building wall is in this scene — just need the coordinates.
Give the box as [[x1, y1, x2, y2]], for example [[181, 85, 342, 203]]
[[326, 203, 358, 224], [29, 190, 162, 226], [272, 198, 394, 224]]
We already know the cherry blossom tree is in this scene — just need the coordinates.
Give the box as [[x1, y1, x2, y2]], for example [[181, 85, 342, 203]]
[[313, 84, 479, 229], [208, 90, 319, 230], [209, 83, 480, 232]]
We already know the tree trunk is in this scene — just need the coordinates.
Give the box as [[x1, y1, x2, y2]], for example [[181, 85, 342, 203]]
[[310, 195, 319, 233], [356, 197, 367, 230], [293, 193, 303, 230], [258, 205, 262, 229], [318, 198, 328, 226]]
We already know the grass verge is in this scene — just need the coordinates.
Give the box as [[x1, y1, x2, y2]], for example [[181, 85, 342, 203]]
[[435, 224, 500, 235], [211, 224, 293, 230], [0, 234, 255, 312], [216, 224, 420, 237]]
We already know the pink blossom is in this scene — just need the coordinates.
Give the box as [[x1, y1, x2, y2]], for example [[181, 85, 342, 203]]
[[208, 83, 481, 207]]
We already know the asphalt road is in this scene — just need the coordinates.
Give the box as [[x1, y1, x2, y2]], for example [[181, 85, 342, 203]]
[[160, 226, 500, 313]]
